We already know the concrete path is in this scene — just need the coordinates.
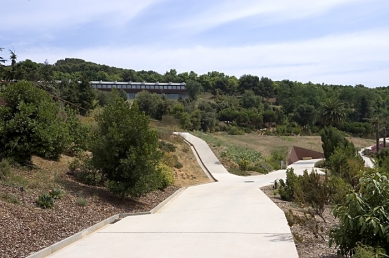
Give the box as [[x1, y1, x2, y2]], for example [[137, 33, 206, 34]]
[[48, 133, 320, 258]]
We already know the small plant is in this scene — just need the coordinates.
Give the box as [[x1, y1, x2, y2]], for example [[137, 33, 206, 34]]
[[278, 168, 300, 201], [182, 144, 190, 153], [285, 209, 326, 241], [238, 159, 249, 171], [158, 163, 175, 189], [69, 154, 102, 186], [49, 188, 63, 199], [76, 197, 88, 207], [0, 159, 11, 180], [174, 161, 183, 169], [0, 192, 20, 204], [353, 244, 387, 258], [220, 146, 262, 167], [159, 141, 176, 152], [36, 193, 55, 209]]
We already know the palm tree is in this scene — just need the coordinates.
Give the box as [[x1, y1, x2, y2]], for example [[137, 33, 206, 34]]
[[317, 98, 346, 127], [9, 50, 17, 67], [0, 48, 6, 64]]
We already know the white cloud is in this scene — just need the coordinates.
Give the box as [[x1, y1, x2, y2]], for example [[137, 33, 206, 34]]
[[0, 0, 164, 31], [173, 0, 361, 32], [18, 28, 389, 87]]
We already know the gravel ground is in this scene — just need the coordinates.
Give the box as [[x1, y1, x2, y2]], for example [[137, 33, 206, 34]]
[[0, 178, 179, 258], [261, 185, 338, 258]]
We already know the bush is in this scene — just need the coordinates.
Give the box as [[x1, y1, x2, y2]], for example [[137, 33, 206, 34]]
[[329, 144, 364, 187], [353, 244, 387, 258], [226, 125, 244, 135], [0, 159, 11, 180], [314, 159, 326, 168], [278, 168, 300, 201], [320, 126, 352, 161], [69, 154, 102, 186], [329, 176, 352, 205], [91, 100, 163, 197], [238, 159, 249, 171], [247, 162, 272, 174], [76, 197, 88, 207], [49, 188, 63, 199], [220, 146, 262, 172], [159, 141, 176, 152], [158, 163, 175, 189], [329, 172, 389, 256], [0, 81, 70, 164], [295, 170, 331, 222], [36, 193, 55, 209]]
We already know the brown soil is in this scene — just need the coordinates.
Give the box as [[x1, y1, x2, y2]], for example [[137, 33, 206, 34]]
[[0, 134, 210, 258], [261, 185, 338, 258]]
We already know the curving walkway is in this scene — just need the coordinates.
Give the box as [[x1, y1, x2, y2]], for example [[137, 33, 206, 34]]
[[47, 133, 321, 258]]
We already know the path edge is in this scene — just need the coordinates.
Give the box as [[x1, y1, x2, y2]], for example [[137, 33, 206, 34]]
[[27, 187, 185, 258]]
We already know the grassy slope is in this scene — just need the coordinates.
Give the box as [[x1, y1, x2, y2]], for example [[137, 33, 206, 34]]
[[192, 131, 375, 172]]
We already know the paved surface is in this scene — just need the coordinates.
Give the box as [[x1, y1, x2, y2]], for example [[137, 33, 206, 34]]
[[48, 133, 321, 258]]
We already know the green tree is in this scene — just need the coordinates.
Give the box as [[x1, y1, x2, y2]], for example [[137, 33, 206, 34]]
[[91, 99, 164, 197], [77, 79, 95, 115], [185, 80, 203, 100], [330, 172, 389, 256], [0, 81, 70, 164], [135, 90, 163, 120], [0, 48, 5, 79], [320, 126, 352, 161], [317, 98, 346, 127], [0, 48, 5, 64], [240, 90, 262, 110], [292, 104, 316, 127]]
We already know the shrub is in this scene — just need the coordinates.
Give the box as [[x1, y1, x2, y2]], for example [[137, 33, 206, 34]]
[[36, 193, 55, 209], [158, 163, 175, 189], [0, 192, 20, 204], [76, 197, 88, 207], [226, 125, 244, 135], [220, 146, 262, 172], [329, 176, 352, 205], [295, 170, 331, 222], [314, 159, 326, 168], [329, 172, 389, 256], [247, 162, 272, 174], [159, 141, 176, 152], [49, 188, 63, 199], [278, 168, 300, 201], [238, 159, 249, 171], [329, 144, 364, 187], [0, 159, 11, 180], [320, 126, 352, 161], [69, 154, 102, 186], [0, 81, 70, 164], [91, 100, 163, 197], [353, 244, 387, 258]]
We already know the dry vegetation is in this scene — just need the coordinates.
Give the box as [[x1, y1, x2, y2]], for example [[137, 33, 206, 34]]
[[0, 127, 209, 258], [261, 185, 338, 258], [193, 131, 374, 159]]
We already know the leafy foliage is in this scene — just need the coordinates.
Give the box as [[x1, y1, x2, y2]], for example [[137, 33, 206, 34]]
[[329, 172, 389, 256], [68, 154, 102, 186], [36, 193, 55, 209], [0, 81, 70, 164], [277, 168, 300, 201], [91, 99, 164, 197], [320, 126, 352, 161], [220, 146, 262, 168]]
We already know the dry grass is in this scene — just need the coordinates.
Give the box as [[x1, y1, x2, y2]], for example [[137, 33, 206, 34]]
[[151, 120, 212, 187], [193, 131, 375, 158]]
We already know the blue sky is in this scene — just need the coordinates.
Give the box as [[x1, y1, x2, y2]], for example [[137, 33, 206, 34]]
[[1, 0, 389, 87]]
